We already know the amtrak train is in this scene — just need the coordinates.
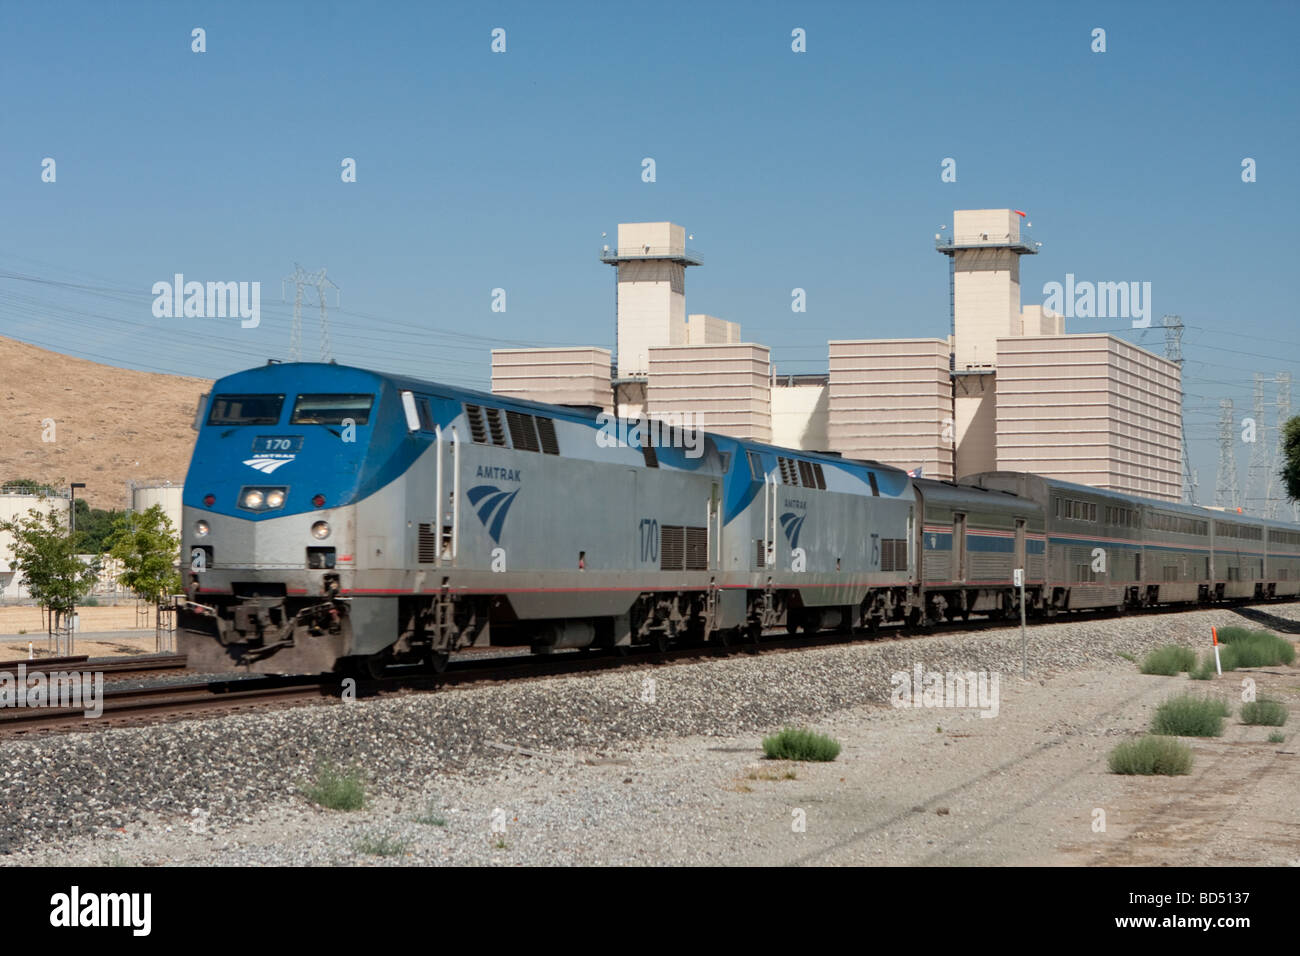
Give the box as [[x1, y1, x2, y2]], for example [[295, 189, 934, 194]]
[[176, 361, 1300, 675]]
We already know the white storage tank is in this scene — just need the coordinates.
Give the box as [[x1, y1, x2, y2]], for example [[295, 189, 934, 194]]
[[129, 480, 184, 536]]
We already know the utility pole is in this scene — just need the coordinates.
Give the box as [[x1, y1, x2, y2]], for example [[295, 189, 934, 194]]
[[1216, 398, 1241, 510], [282, 264, 340, 362]]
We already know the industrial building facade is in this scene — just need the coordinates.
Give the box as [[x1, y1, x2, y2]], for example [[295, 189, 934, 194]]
[[491, 213, 1184, 502]]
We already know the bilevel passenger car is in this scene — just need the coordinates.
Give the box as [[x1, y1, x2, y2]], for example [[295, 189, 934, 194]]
[[176, 362, 1300, 675], [965, 472, 1300, 611]]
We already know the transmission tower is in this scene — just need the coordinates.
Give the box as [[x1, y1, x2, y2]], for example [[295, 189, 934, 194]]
[[1216, 398, 1242, 510], [1245, 373, 1270, 515], [282, 264, 340, 362], [1268, 371, 1293, 519], [1162, 315, 1196, 503]]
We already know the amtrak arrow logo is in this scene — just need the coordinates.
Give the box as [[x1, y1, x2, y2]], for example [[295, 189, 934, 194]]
[[467, 484, 520, 544], [243, 455, 294, 474], [780, 512, 806, 550]]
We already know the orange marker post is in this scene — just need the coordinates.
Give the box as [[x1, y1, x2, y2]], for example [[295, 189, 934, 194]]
[[1212, 626, 1222, 676]]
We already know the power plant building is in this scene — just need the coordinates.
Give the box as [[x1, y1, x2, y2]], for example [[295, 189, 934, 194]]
[[490, 213, 1183, 502]]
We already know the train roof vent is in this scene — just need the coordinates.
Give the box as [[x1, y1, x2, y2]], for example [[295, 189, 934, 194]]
[[485, 406, 509, 446], [506, 410, 540, 452], [464, 404, 488, 444], [535, 417, 560, 455]]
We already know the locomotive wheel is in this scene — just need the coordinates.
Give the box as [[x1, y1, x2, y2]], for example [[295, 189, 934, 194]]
[[428, 650, 450, 673], [342, 652, 389, 680], [744, 622, 761, 645]]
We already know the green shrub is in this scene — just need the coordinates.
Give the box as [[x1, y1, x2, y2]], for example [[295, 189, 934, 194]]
[[1117, 651, 1136, 663], [415, 802, 447, 826], [761, 727, 841, 762], [1240, 698, 1288, 727], [1267, 731, 1286, 744], [355, 833, 409, 857], [1215, 630, 1295, 668], [1108, 736, 1194, 775], [1140, 645, 1196, 675], [1151, 694, 1229, 737], [302, 762, 365, 810], [1192, 644, 1241, 679]]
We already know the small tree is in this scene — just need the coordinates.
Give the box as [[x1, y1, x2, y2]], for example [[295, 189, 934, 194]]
[[1282, 415, 1300, 504], [0, 503, 99, 642], [106, 505, 182, 615]]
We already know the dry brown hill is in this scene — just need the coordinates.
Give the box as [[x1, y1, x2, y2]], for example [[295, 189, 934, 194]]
[[0, 335, 210, 510]]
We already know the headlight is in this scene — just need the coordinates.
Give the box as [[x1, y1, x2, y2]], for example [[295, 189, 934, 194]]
[[311, 521, 330, 540], [195, 520, 210, 537], [243, 490, 264, 509], [265, 490, 285, 509]]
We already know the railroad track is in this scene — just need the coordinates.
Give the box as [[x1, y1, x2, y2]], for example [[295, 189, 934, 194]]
[[0, 601, 1293, 737], [0, 652, 189, 683], [0, 672, 333, 736]]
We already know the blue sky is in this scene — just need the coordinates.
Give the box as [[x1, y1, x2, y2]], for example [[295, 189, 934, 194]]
[[1, 0, 1297, 496]]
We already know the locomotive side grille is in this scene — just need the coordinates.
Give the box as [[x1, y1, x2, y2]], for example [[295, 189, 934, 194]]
[[486, 407, 509, 446], [756, 539, 766, 568], [465, 404, 488, 444], [685, 526, 708, 570], [797, 460, 815, 488], [880, 538, 906, 572], [417, 523, 437, 564], [506, 410, 540, 452], [535, 416, 560, 455], [660, 525, 685, 571]]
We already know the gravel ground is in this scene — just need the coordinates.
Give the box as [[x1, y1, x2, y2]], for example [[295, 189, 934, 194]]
[[2, 603, 1297, 865]]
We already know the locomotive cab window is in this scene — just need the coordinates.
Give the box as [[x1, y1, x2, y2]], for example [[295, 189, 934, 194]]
[[207, 394, 285, 425], [290, 393, 374, 425], [416, 396, 435, 432]]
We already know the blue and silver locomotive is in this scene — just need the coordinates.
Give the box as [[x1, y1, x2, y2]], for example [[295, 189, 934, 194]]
[[177, 361, 1300, 674]]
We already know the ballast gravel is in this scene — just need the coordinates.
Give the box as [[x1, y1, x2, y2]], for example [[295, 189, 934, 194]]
[[1, 603, 1297, 865]]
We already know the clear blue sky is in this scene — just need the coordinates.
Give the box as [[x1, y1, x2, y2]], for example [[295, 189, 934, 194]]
[[1, 0, 1297, 497]]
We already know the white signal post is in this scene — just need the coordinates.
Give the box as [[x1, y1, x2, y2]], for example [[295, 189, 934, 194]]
[[1212, 626, 1222, 676], [1015, 567, 1026, 678]]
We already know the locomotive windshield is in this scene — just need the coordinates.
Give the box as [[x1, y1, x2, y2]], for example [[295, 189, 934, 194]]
[[290, 393, 374, 425], [207, 393, 285, 425]]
